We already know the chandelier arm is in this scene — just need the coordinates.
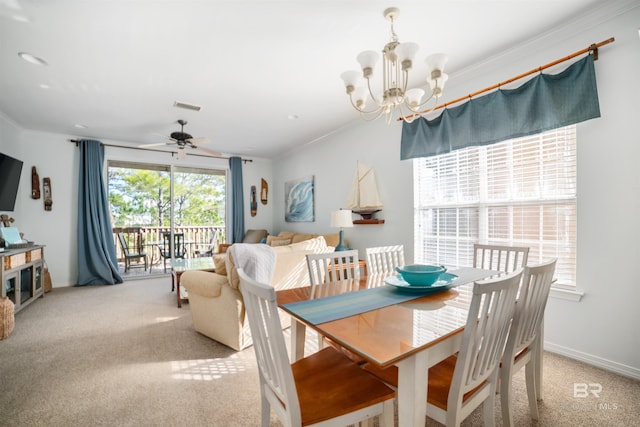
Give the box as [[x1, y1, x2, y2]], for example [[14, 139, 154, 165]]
[[348, 94, 383, 115], [359, 108, 387, 122], [408, 92, 438, 112], [366, 78, 383, 107], [402, 70, 409, 99], [397, 103, 413, 123]]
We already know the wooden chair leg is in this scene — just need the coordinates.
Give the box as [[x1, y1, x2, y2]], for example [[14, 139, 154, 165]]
[[483, 382, 497, 427], [500, 366, 515, 427], [525, 361, 540, 420]]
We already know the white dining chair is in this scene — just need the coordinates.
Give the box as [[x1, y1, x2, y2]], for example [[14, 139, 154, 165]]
[[500, 258, 557, 427], [473, 243, 529, 273], [363, 269, 522, 427], [237, 268, 395, 427], [305, 250, 362, 358], [365, 244, 405, 288], [306, 250, 361, 299]]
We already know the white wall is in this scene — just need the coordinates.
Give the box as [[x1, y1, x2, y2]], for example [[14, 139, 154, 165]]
[[273, 5, 640, 377], [273, 119, 413, 259]]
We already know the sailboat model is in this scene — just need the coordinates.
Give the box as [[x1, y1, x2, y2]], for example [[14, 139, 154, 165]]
[[346, 162, 385, 224]]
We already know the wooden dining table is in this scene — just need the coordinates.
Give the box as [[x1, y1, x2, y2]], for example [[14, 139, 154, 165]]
[[277, 267, 500, 427]]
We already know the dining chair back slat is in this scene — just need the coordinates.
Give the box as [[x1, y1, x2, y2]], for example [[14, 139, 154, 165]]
[[473, 244, 529, 273], [500, 258, 557, 427], [306, 250, 360, 299], [365, 245, 405, 288], [238, 268, 395, 427]]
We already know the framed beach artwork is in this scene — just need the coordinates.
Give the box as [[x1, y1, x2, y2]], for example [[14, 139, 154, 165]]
[[285, 175, 314, 222]]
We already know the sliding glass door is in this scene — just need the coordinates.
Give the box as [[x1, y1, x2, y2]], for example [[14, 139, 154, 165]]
[[108, 161, 226, 277]]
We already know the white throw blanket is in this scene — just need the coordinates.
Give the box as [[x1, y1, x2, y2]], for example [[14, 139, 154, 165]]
[[229, 243, 276, 284]]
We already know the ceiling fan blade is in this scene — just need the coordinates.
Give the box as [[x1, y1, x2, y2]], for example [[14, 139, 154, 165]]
[[139, 142, 173, 148], [187, 137, 208, 144], [192, 145, 222, 157], [152, 132, 176, 142]]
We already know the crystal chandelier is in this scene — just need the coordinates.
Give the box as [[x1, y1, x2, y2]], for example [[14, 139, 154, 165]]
[[340, 7, 448, 123]]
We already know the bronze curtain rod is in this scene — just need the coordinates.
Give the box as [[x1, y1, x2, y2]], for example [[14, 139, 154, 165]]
[[69, 139, 252, 163], [399, 37, 615, 122]]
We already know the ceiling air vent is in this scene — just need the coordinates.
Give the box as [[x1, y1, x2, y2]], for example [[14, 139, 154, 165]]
[[173, 101, 202, 112]]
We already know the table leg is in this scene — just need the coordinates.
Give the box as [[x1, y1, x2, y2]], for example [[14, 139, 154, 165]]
[[173, 271, 181, 308], [290, 320, 306, 362], [396, 352, 428, 427]]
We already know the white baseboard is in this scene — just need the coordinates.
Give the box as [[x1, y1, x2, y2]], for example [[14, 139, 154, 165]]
[[545, 341, 640, 380]]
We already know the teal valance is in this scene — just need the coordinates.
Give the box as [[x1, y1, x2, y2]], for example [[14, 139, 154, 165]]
[[401, 54, 600, 160]]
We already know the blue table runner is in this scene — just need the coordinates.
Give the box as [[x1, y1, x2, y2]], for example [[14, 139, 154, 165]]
[[282, 267, 498, 325]]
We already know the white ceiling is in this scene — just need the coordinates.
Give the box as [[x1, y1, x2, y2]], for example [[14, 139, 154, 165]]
[[0, 0, 611, 159]]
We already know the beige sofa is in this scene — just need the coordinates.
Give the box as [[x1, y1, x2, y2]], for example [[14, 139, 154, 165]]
[[181, 236, 333, 351]]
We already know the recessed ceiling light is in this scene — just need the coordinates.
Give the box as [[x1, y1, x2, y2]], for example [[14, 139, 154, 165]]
[[74, 124, 87, 129], [39, 84, 50, 89], [18, 52, 48, 66]]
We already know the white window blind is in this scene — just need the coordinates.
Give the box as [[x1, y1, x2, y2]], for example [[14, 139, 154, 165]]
[[414, 125, 577, 286]]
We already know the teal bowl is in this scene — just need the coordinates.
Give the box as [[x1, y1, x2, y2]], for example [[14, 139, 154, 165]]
[[395, 264, 447, 286]]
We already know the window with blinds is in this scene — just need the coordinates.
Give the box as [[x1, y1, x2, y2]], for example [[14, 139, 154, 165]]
[[414, 125, 577, 286]]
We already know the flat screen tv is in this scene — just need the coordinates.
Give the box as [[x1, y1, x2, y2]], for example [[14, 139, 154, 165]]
[[0, 152, 24, 212]]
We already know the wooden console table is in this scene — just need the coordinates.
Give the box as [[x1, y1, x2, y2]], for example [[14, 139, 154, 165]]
[[1, 245, 45, 313]]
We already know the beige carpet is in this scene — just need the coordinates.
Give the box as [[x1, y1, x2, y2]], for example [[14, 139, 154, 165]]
[[1, 277, 638, 426]]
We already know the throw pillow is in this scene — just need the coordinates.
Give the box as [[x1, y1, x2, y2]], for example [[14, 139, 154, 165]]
[[277, 231, 296, 239], [213, 254, 227, 276], [226, 249, 240, 289], [286, 235, 330, 252], [290, 233, 317, 243], [266, 236, 292, 246]]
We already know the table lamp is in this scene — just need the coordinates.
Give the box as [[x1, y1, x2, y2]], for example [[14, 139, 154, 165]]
[[331, 209, 353, 251]]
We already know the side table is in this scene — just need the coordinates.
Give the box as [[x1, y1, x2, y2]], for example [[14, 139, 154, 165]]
[[171, 257, 216, 308]]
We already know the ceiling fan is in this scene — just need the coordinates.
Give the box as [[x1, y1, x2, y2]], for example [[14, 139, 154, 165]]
[[141, 119, 221, 156]]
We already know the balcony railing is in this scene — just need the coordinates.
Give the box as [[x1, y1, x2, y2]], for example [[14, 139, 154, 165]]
[[113, 226, 226, 270]]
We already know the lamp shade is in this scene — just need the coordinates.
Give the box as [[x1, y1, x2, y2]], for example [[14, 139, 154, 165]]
[[426, 53, 449, 75], [340, 70, 361, 88], [357, 50, 379, 72], [331, 209, 353, 228]]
